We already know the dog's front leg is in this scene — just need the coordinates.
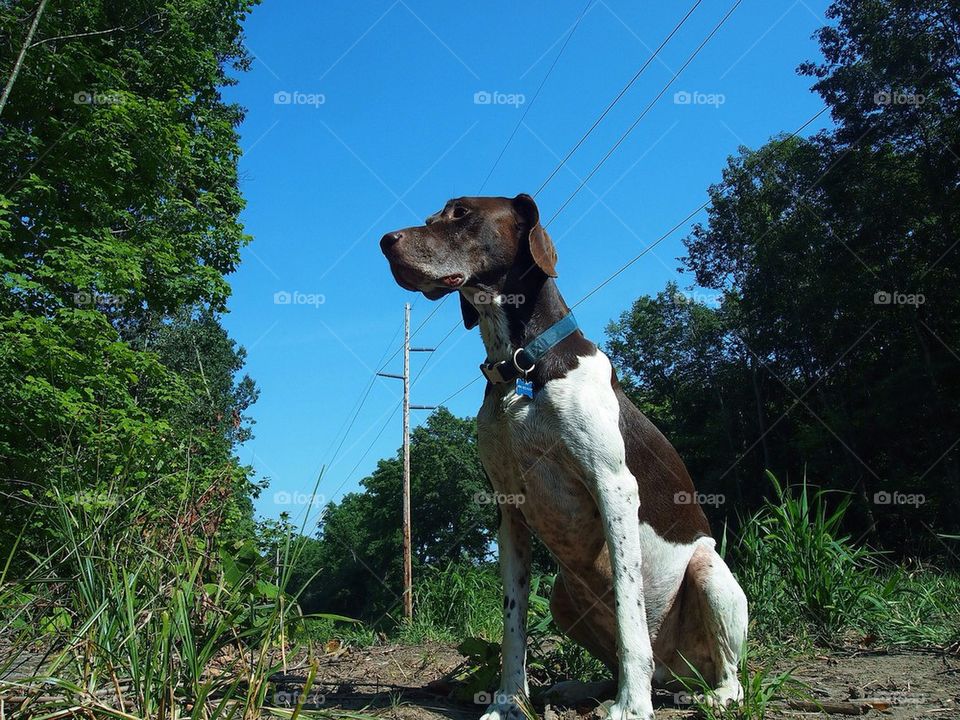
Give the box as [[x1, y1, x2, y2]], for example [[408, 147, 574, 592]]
[[594, 468, 655, 720], [481, 503, 531, 720]]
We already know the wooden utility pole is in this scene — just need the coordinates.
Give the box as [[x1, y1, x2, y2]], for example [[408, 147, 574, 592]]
[[377, 303, 434, 621], [401, 303, 412, 621]]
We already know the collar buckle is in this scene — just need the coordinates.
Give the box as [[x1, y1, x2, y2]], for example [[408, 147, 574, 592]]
[[480, 361, 511, 384], [478, 311, 579, 385]]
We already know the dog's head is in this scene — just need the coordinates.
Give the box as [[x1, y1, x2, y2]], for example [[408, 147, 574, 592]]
[[379, 194, 557, 327]]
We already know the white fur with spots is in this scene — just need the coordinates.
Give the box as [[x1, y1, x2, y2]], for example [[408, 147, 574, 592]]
[[471, 296, 746, 720]]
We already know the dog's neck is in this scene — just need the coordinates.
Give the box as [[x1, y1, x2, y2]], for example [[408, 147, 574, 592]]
[[468, 274, 572, 363]]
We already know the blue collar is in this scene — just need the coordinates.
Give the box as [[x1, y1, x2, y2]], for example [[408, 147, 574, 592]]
[[480, 312, 579, 384]]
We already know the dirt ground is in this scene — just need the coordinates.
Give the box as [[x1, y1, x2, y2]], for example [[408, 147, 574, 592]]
[[272, 642, 960, 720], [3, 640, 957, 717]]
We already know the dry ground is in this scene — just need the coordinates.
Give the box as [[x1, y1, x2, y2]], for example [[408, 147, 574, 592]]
[[270, 642, 960, 720], [3, 640, 957, 718]]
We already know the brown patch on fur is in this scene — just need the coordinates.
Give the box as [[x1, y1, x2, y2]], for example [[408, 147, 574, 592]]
[[612, 369, 711, 544]]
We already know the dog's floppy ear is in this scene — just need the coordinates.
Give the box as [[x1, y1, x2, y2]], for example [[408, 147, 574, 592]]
[[513, 193, 558, 277], [459, 292, 480, 330]]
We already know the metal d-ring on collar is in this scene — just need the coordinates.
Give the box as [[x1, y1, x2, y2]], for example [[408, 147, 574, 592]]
[[479, 312, 579, 385], [512, 347, 535, 377]]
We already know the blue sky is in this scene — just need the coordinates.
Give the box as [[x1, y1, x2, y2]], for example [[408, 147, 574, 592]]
[[220, 0, 832, 526]]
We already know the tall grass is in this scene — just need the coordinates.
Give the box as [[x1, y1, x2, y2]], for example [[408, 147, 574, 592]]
[[3, 467, 955, 718], [399, 562, 503, 643], [733, 471, 883, 642], [0, 475, 336, 719], [733, 471, 959, 649], [674, 649, 809, 720]]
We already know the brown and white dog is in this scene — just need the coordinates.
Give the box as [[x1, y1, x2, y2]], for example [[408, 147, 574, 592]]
[[380, 194, 747, 720]]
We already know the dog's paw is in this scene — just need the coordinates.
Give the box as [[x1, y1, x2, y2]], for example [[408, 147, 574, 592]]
[[703, 682, 743, 708], [600, 699, 655, 720], [479, 700, 525, 720]]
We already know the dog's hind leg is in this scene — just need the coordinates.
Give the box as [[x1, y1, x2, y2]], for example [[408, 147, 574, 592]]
[[683, 544, 748, 705]]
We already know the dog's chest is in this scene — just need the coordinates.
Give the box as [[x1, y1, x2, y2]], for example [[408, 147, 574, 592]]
[[477, 382, 604, 556]]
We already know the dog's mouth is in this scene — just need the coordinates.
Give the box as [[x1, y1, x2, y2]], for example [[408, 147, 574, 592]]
[[388, 263, 465, 299], [421, 274, 464, 300], [439, 273, 464, 288]]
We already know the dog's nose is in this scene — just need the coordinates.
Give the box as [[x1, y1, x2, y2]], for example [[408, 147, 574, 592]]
[[380, 231, 403, 253]]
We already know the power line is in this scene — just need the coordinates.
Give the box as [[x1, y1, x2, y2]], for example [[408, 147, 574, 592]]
[[319, 294, 442, 474], [376, 293, 449, 373], [533, 0, 704, 198], [477, 0, 595, 195], [320, 0, 715, 494], [572, 105, 830, 309], [328, 304, 448, 508], [545, 0, 743, 227], [436, 376, 483, 408], [321, 4, 830, 536], [320, 314, 404, 468], [331, 401, 402, 501], [411, 319, 460, 386]]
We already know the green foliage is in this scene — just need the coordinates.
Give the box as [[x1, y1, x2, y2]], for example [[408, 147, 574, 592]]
[[862, 566, 960, 648], [674, 649, 809, 720], [441, 568, 606, 703], [0, 480, 339, 718], [301, 409, 499, 622], [734, 472, 883, 640], [608, 0, 960, 552], [0, 0, 262, 560], [401, 562, 504, 642]]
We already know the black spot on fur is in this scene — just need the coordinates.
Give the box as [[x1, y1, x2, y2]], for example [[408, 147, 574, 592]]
[[509, 598, 516, 610]]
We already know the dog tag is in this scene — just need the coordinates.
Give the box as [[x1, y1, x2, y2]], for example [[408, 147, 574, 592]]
[[515, 378, 534, 398]]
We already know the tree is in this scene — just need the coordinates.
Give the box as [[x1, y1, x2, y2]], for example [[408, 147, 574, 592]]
[[303, 409, 498, 621], [605, 283, 757, 509], [608, 0, 960, 553], [0, 0, 261, 558]]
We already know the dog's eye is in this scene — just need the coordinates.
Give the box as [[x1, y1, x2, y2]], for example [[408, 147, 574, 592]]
[[451, 206, 469, 219]]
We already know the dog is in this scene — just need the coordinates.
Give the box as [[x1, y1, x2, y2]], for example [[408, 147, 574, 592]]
[[380, 194, 748, 720]]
